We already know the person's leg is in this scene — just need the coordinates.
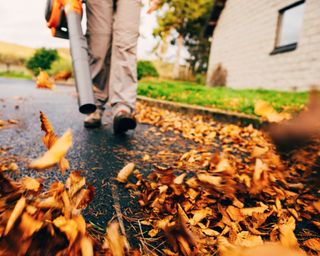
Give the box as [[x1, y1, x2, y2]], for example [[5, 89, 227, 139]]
[[109, 0, 141, 133], [85, 0, 114, 127]]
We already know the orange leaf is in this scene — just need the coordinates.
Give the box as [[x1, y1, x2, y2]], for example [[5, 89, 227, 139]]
[[36, 71, 55, 89], [5, 196, 26, 235], [21, 176, 41, 192], [303, 238, 320, 252]]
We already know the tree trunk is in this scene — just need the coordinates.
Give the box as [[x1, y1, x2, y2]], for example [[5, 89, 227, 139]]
[[6, 63, 10, 72], [173, 35, 183, 80]]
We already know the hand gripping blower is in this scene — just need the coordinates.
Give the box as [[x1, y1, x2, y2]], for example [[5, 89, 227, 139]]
[[45, 0, 96, 114]]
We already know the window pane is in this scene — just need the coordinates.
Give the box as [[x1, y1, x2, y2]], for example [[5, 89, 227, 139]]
[[278, 3, 305, 46]]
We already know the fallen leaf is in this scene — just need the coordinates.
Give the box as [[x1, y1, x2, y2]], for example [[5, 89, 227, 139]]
[[21, 176, 41, 192], [103, 222, 128, 256], [19, 213, 43, 239], [303, 238, 320, 252], [5, 196, 26, 235], [279, 217, 298, 248], [36, 71, 55, 89], [254, 100, 291, 123], [80, 236, 94, 256], [197, 174, 222, 186], [235, 231, 264, 247], [117, 163, 135, 183]]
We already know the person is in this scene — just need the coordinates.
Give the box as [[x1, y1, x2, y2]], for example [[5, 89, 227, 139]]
[[84, 0, 158, 133]]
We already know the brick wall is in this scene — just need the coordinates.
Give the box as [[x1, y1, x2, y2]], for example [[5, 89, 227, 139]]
[[206, 0, 320, 91]]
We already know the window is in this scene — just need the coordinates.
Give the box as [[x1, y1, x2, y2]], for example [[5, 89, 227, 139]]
[[271, 0, 305, 54]]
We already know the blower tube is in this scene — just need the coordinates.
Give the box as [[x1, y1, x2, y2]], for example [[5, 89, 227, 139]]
[[66, 11, 96, 114]]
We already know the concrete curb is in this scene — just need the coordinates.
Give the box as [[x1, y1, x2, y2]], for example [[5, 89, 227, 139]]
[[137, 96, 266, 128], [53, 82, 266, 128]]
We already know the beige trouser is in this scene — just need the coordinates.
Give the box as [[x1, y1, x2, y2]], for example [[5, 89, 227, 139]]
[[86, 0, 141, 111]]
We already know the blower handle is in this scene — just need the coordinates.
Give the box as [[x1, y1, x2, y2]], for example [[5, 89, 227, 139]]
[[66, 11, 96, 114]]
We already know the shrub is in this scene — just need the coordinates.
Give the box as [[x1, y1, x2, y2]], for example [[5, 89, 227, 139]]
[[49, 58, 72, 76], [137, 61, 159, 80], [26, 48, 59, 75], [207, 63, 227, 87]]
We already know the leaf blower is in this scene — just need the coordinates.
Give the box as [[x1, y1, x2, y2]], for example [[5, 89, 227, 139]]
[[45, 0, 96, 114]]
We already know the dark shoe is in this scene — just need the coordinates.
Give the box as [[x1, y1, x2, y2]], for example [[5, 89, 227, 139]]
[[113, 110, 137, 134], [84, 109, 103, 128]]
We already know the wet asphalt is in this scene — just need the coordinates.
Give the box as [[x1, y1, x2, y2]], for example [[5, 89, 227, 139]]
[[0, 78, 199, 236]]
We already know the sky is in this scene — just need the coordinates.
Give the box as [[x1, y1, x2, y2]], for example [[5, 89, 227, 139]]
[[0, 0, 159, 60]]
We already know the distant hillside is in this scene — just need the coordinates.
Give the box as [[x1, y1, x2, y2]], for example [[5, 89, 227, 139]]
[[0, 41, 70, 60], [0, 41, 35, 58]]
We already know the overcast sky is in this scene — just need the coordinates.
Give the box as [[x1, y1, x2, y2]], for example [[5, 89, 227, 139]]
[[0, 0, 159, 60]]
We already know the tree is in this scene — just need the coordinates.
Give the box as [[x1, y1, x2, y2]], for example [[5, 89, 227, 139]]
[[153, 0, 214, 77], [0, 54, 25, 72], [26, 48, 59, 75]]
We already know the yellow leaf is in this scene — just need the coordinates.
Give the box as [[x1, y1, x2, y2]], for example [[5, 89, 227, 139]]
[[116, 163, 135, 183], [30, 129, 72, 170], [235, 231, 264, 247], [253, 159, 268, 181], [148, 229, 159, 237], [53, 216, 78, 247], [197, 174, 222, 186], [143, 154, 150, 161], [254, 100, 291, 123], [279, 217, 298, 248], [190, 208, 211, 225], [21, 176, 41, 192], [174, 173, 187, 184], [19, 213, 43, 239], [5, 196, 26, 235], [240, 203, 269, 216], [104, 222, 127, 256], [80, 236, 94, 256]]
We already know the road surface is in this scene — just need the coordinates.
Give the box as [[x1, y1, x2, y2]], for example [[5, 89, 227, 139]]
[[0, 77, 198, 236]]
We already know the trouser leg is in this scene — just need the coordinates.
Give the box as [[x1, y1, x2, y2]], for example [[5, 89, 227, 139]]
[[86, 0, 114, 109], [109, 0, 141, 111]]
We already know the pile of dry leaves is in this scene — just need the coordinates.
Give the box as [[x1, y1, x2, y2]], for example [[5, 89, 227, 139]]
[[0, 112, 138, 256], [115, 103, 320, 255], [0, 101, 319, 255]]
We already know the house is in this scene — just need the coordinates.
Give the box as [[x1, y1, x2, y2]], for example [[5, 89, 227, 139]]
[[206, 0, 320, 91]]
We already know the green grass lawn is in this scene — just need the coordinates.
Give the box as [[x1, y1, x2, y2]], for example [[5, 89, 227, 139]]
[[138, 78, 308, 116], [0, 71, 32, 80]]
